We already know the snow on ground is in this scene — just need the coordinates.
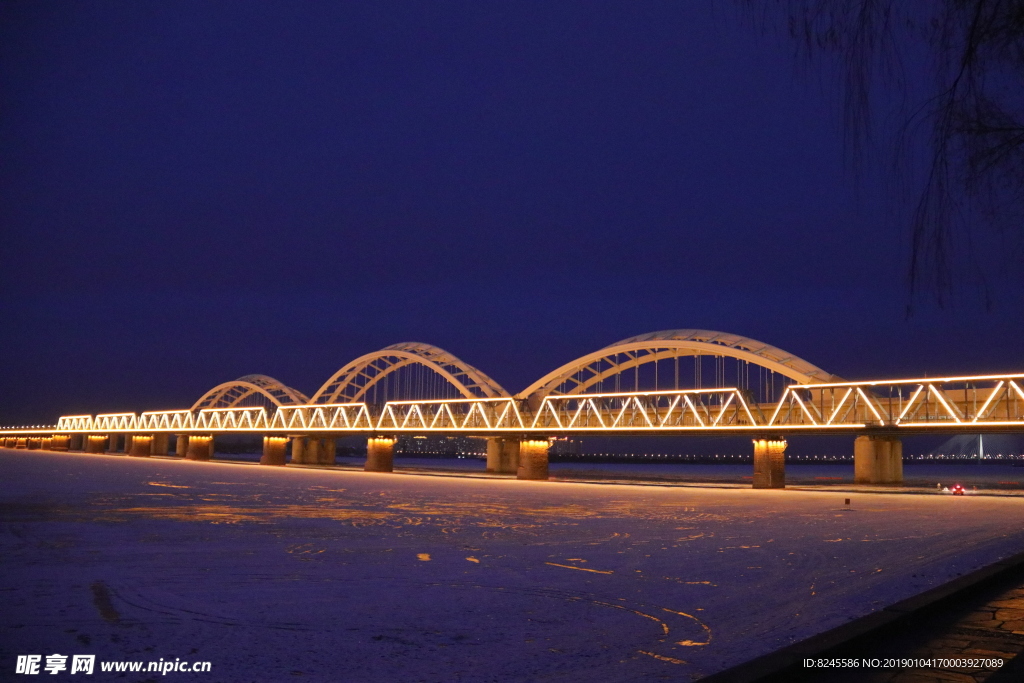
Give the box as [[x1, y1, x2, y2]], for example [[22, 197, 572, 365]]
[[3, 449, 1024, 682]]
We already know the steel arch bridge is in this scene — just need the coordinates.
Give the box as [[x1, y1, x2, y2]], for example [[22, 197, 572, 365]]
[[3, 328, 1022, 487], [518, 329, 842, 406], [310, 342, 509, 404], [191, 374, 310, 410]]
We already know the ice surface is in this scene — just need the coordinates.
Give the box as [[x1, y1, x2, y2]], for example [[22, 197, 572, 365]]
[[3, 449, 1024, 682]]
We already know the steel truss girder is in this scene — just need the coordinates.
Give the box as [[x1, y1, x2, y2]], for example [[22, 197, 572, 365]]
[[31, 374, 1022, 438]]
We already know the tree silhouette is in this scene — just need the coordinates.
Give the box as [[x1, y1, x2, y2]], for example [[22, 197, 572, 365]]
[[750, 0, 1024, 307]]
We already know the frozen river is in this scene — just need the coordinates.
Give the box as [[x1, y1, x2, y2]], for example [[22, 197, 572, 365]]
[[3, 449, 1024, 681], [239, 453, 1024, 491]]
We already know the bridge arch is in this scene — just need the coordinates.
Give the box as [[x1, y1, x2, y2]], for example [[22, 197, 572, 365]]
[[311, 342, 509, 404], [191, 374, 310, 411], [517, 329, 841, 403]]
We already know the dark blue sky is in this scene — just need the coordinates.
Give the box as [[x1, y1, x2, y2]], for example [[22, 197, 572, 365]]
[[2, 1, 1021, 424]]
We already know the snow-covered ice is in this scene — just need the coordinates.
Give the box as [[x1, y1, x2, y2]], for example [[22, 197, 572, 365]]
[[3, 449, 1024, 682]]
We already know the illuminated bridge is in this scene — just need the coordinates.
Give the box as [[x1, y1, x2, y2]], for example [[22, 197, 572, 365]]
[[2, 330, 1022, 488]]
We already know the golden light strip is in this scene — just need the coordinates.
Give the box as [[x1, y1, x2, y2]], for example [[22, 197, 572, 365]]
[[895, 385, 925, 425], [548, 387, 741, 399], [971, 381, 1004, 423], [900, 421, 1024, 428], [13, 377, 1024, 437], [928, 384, 963, 424], [766, 387, 790, 426], [826, 387, 855, 425], [737, 394, 759, 426], [790, 391, 820, 425], [378, 397, 517, 406], [799, 373, 1024, 388], [658, 395, 683, 428], [711, 394, 736, 427], [855, 388, 886, 423], [682, 394, 707, 427]]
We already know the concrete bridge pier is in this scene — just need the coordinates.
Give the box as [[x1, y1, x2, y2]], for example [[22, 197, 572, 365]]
[[486, 437, 521, 474], [304, 437, 335, 465], [260, 436, 288, 466], [366, 437, 395, 472], [290, 437, 307, 464], [502, 438, 520, 473], [129, 434, 153, 457], [517, 439, 550, 480], [107, 434, 121, 454], [86, 435, 106, 453], [486, 437, 500, 471], [854, 435, 903, 484], [286, 436, 335, 465], [186, 435, 213, 461], [69, 434, 84, 451], [27, 438, 40, 450], [151, 434, 169, 456], [175, 435, 189, 458], [16, 437, 28, 449], [50, 435, 70, 452], [753, 438, 787, 488], [318, 437, 336, 465], [308, 437, 324, 464]]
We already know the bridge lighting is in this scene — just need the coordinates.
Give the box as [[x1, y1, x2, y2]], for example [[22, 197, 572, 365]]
[[4, 335, 1023, 440], [812, 372, 1024, 387]]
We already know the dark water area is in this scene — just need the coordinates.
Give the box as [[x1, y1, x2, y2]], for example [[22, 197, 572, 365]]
[[543, 462, 1024, 491], [210, 451, 1024, 492]]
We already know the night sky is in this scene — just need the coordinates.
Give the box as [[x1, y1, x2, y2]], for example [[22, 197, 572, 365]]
[[2, 1, 1021, 426]]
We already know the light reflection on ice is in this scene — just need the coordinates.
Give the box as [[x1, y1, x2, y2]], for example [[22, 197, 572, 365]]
[[544, 562, 613, 574]]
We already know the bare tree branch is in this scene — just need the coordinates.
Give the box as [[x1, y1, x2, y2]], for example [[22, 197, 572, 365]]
[[746, 0, 1024, 308]]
